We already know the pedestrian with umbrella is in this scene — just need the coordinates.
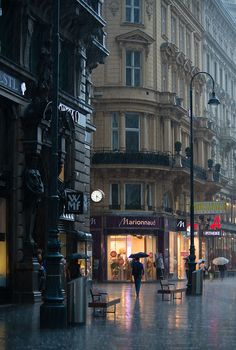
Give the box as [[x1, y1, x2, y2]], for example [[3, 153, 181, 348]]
[[212, 257, 229, 280], [129, 252, 147, 297]]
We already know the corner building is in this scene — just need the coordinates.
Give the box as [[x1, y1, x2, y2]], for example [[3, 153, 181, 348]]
[[91, 0, 225, 281], [0, 0, 108, 302]]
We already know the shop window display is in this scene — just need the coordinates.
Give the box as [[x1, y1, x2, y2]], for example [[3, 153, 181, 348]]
[[107, 235, 156, 281]]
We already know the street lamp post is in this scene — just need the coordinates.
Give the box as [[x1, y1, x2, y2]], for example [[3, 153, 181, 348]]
[[40, 0, 67, 327], [186, 71, 220, 295]]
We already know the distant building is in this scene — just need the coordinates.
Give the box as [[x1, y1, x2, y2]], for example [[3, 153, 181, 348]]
[[0, 0, 108, 302]]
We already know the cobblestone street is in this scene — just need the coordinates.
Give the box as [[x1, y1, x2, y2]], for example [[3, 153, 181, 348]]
[[0, 278, 236, 350]]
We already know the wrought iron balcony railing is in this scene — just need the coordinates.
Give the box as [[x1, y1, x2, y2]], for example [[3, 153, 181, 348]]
[[92, 151, 172, 167]]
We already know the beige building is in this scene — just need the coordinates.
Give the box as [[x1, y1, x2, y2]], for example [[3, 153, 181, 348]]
[[90, 0, 224, 281]]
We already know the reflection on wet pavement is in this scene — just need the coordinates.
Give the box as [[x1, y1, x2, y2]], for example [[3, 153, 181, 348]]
[[0, 279, 236, 349]]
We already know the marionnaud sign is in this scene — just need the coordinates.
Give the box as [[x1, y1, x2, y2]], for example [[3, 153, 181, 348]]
[[0, 70, 26, 96], [106, 216, 160, 229], [194, 201, 226, 214]]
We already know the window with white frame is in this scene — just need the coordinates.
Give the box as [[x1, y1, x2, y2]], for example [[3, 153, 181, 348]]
[[179, 23, 185, 52], [125, 113, 140, 151], [171, 16, 177, 45], [125, 0, 141, 24], [126, 50, 141, 87], [125, 183, 142, 209], [162, 63, 168, 91], [111, 112, 119, 151], [186, 31, 191, 58], [161, 5, 167, 36], [110, 183, 120, 209]]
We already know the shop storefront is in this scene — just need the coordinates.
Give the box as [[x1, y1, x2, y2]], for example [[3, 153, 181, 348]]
[[91, 215, 164, 282], [169, 231, 200, 279]]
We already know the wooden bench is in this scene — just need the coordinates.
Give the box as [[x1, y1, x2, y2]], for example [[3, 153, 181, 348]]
[[157, 279, 186, 301], [88, 288, 120, 316]]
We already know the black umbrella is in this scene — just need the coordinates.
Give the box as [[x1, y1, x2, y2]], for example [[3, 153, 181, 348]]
[[129, 252, 149, 259]]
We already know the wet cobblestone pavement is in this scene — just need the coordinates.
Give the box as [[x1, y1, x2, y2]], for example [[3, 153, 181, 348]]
[[0, 278, 236, 349]]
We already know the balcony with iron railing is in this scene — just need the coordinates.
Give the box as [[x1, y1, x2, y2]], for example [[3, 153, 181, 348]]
[[92, 149, 224, 183], [92, 150, 172, 167]]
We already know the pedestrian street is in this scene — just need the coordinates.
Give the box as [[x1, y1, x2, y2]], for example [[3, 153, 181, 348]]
[[0, 278, 236, 350]]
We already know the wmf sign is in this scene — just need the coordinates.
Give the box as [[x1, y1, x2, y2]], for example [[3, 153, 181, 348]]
[[65, 191, 83, 214]]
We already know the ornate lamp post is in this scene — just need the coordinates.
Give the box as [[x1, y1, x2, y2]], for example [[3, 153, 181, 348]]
[[40, 0, 67, 327], [186, 71, 220, 295]]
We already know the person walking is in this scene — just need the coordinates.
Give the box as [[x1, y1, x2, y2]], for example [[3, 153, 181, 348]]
[[131, 257, 144, 298], [218, 264, 226, 280]]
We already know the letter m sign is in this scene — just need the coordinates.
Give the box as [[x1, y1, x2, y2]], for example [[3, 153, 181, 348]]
[[65, 191, 83, 214], [176, 219, 186, 232]]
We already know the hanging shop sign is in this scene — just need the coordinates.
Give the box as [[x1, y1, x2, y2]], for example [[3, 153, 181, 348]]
[[65, 190, 83, 214], [0, 70, 26, 96], [194, 201, 226, 214], [176, 219, 186, 232]]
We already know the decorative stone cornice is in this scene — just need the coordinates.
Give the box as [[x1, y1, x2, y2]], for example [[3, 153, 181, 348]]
[[116, 29, 155, 57]]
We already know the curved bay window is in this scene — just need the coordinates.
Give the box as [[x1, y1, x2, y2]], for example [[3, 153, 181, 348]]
[[107, 234, 156, 281]]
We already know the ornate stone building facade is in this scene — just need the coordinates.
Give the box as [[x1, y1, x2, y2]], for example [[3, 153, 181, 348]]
[[202, 0, 236, 264], [0, 0, 108, 302], [91, 0, 226, 282]]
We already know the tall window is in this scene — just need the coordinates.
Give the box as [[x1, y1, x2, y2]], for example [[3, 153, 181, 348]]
[[125, 184, 142, 209], [29, 21, 43, 74], [220, 68, 223, 86], [126, 51, 141, 87], [125, 113, 140, 151], [147, 184, 153, 209], [112, 112, 119, 151], [125, 0, 141, 24], [162, 63, 168, 91], [206, 54, 210, 73], [179, 24, 185, 52], [186, 31, 191, 58], [0, 0, 20, 62], [59, 41, 74, 94], [161, 5, 167, 36], [171, 16, 177, 44], [172, 69, 177, 93], [194, 40, 199, 66], [110, 184, 120, 209], [214, 62, 217, 82], [225, 73, 228, 92], [231, 80, 234, 99]]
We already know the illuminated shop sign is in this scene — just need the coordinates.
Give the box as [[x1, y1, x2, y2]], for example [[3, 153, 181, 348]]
[[106, 216, 160, 229], [203, 231, 221, 236], [194, 201, 226, 214]]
